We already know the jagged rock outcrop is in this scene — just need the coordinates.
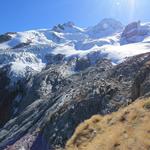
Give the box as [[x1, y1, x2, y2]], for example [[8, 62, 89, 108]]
[[120, 21, 149, 44], [132, 57, 150, 99], [0, 33, 12, 44]]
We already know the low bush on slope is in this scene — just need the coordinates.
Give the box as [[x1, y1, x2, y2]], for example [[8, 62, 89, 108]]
[[66, 98, 150, 150]]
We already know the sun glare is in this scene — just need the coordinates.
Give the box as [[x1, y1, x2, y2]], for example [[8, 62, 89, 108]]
[[114, 0, 136, 20], [128, 0, 136, 20], [128, 0, 136, 10]]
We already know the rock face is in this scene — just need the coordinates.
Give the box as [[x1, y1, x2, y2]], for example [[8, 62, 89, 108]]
[[75, 58, 91, 71], [132, 57, 150, 99], [121, 21, 149, 44], [0, 65, 22, 127], [0, 52, 150, 150], [0, 33, 12, 44]]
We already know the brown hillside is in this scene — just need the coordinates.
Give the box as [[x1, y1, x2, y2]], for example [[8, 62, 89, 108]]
[[66, 98, 150, 150]]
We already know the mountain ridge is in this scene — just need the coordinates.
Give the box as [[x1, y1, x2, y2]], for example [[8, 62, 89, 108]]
[[0, 18, 150, 150], [0, 18, 150, 84]]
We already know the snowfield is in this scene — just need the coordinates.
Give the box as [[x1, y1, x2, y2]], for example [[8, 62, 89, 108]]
[[0, 19, 150, 82]]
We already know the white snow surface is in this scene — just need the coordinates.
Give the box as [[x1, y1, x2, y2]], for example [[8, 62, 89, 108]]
[[0, 19, 150, 82]]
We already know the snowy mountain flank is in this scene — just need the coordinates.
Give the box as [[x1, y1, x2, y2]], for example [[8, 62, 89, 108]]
[[0, 19, 150, 150], [0, 19, 150, 82]]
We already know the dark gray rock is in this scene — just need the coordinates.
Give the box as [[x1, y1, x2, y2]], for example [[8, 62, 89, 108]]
[[1, 52, 150, 150], [0, 34, 12, 44], [75, 57, 91, 71]]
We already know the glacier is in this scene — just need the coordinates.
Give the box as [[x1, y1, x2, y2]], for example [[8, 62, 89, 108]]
[[0, 18, 150, 82]]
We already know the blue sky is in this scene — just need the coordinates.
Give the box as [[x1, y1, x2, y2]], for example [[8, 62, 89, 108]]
[[0, 0, 150, 34]]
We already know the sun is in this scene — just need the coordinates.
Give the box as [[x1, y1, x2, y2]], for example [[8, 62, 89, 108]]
[[115, 0, 136, 20], [128, 0, 136, 9], [116, 0, 136, 7], [128, 0, 136, 20]]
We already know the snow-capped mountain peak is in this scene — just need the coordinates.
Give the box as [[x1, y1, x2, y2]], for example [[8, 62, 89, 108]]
[[52, 21, 84, 33], [0, 18, 150, 83], [87, 18, 123, 38]]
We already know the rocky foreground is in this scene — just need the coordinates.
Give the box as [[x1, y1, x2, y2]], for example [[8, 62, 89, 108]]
[[0, 51, 150, 150]]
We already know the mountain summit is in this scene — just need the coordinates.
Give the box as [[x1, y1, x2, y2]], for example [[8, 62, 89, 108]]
[[87, 18, 123, 38]]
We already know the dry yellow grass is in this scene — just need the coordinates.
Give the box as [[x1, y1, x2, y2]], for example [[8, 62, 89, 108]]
[[66, 98, 150, 150]]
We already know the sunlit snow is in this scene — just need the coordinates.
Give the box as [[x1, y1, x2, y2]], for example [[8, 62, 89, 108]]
[[0, 19, 150, 83]]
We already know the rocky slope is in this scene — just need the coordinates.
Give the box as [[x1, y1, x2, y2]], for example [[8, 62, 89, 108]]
[[0, 19, 150, 150], [0, 52, 150, 150]]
